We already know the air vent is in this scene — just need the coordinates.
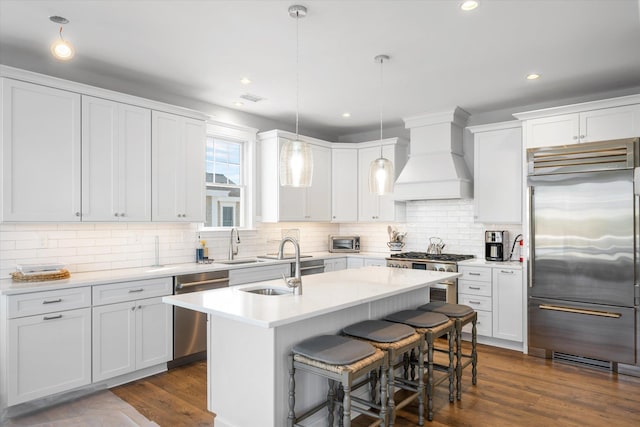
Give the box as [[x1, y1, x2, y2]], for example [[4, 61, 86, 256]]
[[553, 352, 614, 371], [240, 93, 265, 103]]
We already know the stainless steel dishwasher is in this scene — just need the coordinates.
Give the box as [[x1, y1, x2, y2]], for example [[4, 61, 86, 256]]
[[297, 258, 325, 276], [169, 270, 229, 368]]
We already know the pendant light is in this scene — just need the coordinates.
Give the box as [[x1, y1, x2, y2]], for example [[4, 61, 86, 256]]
[[49, 16, 74, 61], [280, 5, 313, 188], [369, 54, 394, 195]]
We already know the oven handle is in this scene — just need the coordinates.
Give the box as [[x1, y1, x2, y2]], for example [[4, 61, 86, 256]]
[[176, 277, 229, 290]]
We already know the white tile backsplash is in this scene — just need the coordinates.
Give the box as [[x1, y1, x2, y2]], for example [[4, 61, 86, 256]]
[[0, 199, 522, 278]]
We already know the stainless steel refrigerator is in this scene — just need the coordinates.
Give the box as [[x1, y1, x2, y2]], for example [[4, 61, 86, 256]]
[[527, 138, 639, 365]]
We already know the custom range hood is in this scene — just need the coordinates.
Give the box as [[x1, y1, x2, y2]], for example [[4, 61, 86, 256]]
[[394, 107, 473, 200]]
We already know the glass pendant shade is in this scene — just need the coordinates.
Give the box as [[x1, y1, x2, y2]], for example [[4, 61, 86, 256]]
[[369, 156, 394, 195], [280, 139, 313, 187]]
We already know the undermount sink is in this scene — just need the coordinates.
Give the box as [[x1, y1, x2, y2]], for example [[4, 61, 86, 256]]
[[216, 258, 266, 265], [241, 287, 290, 296]]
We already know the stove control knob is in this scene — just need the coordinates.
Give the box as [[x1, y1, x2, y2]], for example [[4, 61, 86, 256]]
[[438, 267, 445, 272], [446, 266, 455, 272]]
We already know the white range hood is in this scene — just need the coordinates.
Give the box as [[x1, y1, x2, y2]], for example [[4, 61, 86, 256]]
[[394, 107, 473, 200]]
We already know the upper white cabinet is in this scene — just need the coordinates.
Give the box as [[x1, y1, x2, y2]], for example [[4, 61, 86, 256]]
[[358, 139, 408, 222], [516, 96, 640, 148], [152, 111, 205, 222], [331, 148, 358, 222], [1, 78, 81, 222], [82, 96, 151, 221], [469, 122, 522, 224], [258, 130, 332, 222]]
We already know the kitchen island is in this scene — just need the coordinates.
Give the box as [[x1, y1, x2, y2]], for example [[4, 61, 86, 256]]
[[163, 266, 459, 427]]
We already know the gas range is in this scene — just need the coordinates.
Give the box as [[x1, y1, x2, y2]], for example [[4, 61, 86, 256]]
[[386, 252, 474, 303]]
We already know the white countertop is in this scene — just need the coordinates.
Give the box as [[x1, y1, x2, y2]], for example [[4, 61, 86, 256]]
[[163, 267, 460, 328], [458, 259, 523, 269], [0, 251, 392, 295]]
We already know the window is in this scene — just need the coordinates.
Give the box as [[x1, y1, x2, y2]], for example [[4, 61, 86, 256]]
[[205, 137, 244, 227]]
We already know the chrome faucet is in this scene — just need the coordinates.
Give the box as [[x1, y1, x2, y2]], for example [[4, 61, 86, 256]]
[[278, 237, 302, 295], [229, 227, 240, 260]]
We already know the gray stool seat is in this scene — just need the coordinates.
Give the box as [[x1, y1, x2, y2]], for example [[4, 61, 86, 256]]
[[418, 302, 478, 401], [289, 335, 389, 427], [384, 310, 450, 329], [343, 320, 414, 343], [293, 335, 375, 365], [418, 302, 474, 318]]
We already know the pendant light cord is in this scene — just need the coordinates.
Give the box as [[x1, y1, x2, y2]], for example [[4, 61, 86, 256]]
[[295, 11, 300, 140], [379, 56, 384, 158]]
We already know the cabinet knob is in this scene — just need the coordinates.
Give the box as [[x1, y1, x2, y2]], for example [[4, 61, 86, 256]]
[[114, 213, 119, 217], [75, 212, 81, 217], [120, 213, 125, 217], [573, 136, 578, 140], [131, 306, 136, 311], [580, 134, 585, 139]]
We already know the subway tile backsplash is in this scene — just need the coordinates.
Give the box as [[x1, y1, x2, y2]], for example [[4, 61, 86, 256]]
[[0, 199, 522, 278]]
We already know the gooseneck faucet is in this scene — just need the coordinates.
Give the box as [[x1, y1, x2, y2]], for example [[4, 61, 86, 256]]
[[229, 227, 240, 260], [278, 237, 302, 295]]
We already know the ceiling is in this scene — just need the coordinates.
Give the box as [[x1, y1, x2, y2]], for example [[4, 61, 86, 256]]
[[1, 0, 640, 140]]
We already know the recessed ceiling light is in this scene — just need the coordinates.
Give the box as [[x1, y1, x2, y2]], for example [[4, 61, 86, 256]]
[[240, 77, 251, 85], [342, 112, 351, 118], [526, 73, 541, 80], [234, 101, 244, 107], [460, 1, 479, 11]]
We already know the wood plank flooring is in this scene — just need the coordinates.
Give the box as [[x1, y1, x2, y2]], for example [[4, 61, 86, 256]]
[[113, 343, 640, 426]]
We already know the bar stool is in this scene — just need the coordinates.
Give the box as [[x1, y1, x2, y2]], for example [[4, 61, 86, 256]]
[[384, 310, 455, 422], [288, 334, 388, 427], [417, 302, 477, 400], [343, 320, 424, 426]]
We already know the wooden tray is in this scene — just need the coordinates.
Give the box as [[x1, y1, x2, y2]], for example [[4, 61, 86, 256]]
[[10, 269, 71, 282]]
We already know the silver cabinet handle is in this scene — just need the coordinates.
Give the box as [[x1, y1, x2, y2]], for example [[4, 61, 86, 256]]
[[468, 286, 481, 290], [42, 298, 62, 304], [500, 270, 514, 274], [138, 305, 142, 310], [75, 212, 81, 217], [580, 134, 585, 139], [468, 301, 481, 305], [468, 272, 481, 276], [539, 304, 621, 318], [131, 306, 136, 311], [128, 288, 144, 293], [114, 213, 119, 217], [43, 314, 62, 320]]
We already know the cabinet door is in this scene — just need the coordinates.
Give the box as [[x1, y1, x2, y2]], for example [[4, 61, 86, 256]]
[[333, 258, 347, 271], [474, 126, 522, 223], [92, 301, 136, 381], [305, 144, 331, 221], [364, 257, 386, 267], [136, 297, 172, 369], [331, 149, 358, 222], [580, 104, 640, 143], [152, 111, 205, 222], [525, 114, 579, 148], [492, 268, 523, 342], [358, 146, 380, 221], [8, 308, 91, 405], [2, 79, 81, 221], [82, 96, 151, 221]]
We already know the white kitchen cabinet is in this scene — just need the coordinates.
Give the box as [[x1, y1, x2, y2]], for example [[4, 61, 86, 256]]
[[458, 265, 493, 337], [1, 78, 81, 222], [7, 286, 91, 406], [363, 257, 386, 267], [469, 122, 522, 224], [92, 278, 172, 382], [522, 103, 640, 148], [258, 130, 332, 222], [331, 148, 358, 222], [324, 257, 347, 272], [492, 267, 523, 342], [347, 257, 364, 269], [357, 140, 408, 222], [152, 111, 205, 222], [82, 95, 151, 221]]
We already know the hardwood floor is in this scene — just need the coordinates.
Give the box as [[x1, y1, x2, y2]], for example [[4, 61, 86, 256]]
[[114, 343, 640, 426]]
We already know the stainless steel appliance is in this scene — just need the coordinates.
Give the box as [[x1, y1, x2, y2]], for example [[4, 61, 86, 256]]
[[485, 231, 508, 261], [527, 138, 639, 366], [297, 258, 325, 276], [328, 235, 360, 253], [169, 270, 229, 368], [386, 252, 474, 304]]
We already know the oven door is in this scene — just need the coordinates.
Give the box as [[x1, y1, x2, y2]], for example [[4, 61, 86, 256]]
[[411, 262, 458, 304]]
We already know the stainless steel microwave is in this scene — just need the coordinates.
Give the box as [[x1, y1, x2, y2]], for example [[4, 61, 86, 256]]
[[329, 235, 360, 253]]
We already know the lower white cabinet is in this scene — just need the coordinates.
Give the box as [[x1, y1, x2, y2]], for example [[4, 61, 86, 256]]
[[8, 307, 91, 406], [324, 257, 347, 272], [459, 264, 523, 343], [93, 296, 172, 382], [92, 278, 173, 382]]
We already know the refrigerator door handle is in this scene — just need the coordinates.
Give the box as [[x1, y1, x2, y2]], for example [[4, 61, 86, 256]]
[[528, 185, 535, 288], [539, 304, 622, 318], [634, 167, 640, 195]]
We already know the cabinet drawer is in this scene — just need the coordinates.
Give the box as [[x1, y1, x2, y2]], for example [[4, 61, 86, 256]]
[[458, 266, 491, 282], [463, 310, 492, 337], [459, 280, 491, 297], [93, 277, 172, 306], [458, 294, 492, 312], [8, 287, 91, 319]]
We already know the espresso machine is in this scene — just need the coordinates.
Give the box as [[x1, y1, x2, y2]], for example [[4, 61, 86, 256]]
[[485, 231, 508, 261]]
